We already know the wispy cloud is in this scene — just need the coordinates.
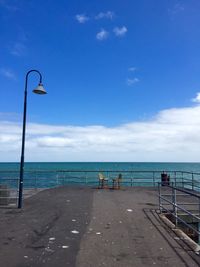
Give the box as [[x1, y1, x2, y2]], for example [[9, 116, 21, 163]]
[[0, 0, 20, 11], [96, 29, 109, 41], [168, 2, 185, 16], [1, 95, 200, 161], [0, 112, 20, 121], [113, 26, 127, 37], [128, 67, 137, 72], [75, 11, 128, 41], [0, 68, 16, 80], [95, 11, 115, 20], [191, 92, 200, 103], [75, 14, 89, 24], [10, 42, 26, 57], [126, 78, 139, 86]]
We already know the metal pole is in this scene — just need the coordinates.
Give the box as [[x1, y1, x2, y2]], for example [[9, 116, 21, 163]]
[[174, 171, 176, 187], [158, 182, 162, 213], [172, 185, 178, 227], [182, 172, 184, 188], [131, 172, 133, 187], [18, 70, 42, 209], [198, 197, 200, 244], [192, 172, 194, 191]]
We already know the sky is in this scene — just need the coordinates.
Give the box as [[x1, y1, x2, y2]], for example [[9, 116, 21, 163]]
[[1, 0, 200, 162]]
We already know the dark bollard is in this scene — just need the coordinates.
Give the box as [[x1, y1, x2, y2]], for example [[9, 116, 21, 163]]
[[161, 173, 170, 186]]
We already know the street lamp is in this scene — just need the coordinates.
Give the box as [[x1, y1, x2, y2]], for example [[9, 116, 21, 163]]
[[18, 70, 47, 208]]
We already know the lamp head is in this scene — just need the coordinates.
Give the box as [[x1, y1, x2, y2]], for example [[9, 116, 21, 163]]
[[33, 83, 47, 95]]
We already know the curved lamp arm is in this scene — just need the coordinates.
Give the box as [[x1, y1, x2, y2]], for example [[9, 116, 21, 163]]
[[25, 69, 42, 88]]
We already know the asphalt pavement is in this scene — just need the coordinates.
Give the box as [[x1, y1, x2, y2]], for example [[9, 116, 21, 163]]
[[0, 186, 199, 267]]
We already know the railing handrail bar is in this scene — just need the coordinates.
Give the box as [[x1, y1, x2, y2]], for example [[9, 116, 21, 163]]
[[159, 184, 200, 198], [160, 206, 200, 235], [1, 169, 200, 174], [160, 193, 200, 220]]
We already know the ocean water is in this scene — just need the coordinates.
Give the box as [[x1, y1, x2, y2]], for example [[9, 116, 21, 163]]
[[1, 162, 200, 172], [0, 162, 200, 188]]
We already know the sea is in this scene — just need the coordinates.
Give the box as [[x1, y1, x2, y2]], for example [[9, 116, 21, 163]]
[[1, 162, 200, 172], [0, 162, 200, 188]]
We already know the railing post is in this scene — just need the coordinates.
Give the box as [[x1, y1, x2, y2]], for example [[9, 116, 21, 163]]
[[153, 172, 155, 187], [131, 172, 133, 187], [35, 172, 37, 189], [174, 187, 178, 227], [62, 172, 64, 185], [199, 197, 200, 218], [85, 172, 87, 184], [158, 183, 162, 213], [199, 198, 200, 244], [174, 171, 177, 187], [172, 184, 178, 227], [182, 172, 184, 188], [56, 172, 59, 186], [192, 173, 194, 191]]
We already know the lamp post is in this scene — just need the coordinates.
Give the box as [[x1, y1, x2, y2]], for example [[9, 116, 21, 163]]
[[18, 70, 47, 209]]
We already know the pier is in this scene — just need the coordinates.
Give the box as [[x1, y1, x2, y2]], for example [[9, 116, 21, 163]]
[[0, 186, 199, 266]]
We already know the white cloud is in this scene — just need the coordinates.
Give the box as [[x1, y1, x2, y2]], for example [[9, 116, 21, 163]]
[[2, 97, 200, 161], [168, 3, 185, 16], [126, 78, 139, 86], [113, 26, 127, 37], [75, 14, 89, 24], [95, 11, 115, 20], [192, 92, 200, 103], [0, 0, 20, 11], [96, 29, 109, 41], [0, 68, 16, 80], [10, 42, 26, 57], [0, 112, 20, 121], [128, 67, 137, 72]]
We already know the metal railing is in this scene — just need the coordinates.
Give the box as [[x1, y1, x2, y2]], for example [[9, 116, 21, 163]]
[[0, 170, 200, 207], [0, 183, 18, 207], [158, 183, 200, 243], [0, 169, 200, 188]]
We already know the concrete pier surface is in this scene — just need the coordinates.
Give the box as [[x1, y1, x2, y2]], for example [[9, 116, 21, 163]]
[[0, 186, 199, 267]]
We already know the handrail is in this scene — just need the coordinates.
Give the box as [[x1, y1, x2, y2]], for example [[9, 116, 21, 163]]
[[0, 169, 200, 173], [165, 184, 200, 198], [1, 170, 200, 194], [158, 183, 200, 243]]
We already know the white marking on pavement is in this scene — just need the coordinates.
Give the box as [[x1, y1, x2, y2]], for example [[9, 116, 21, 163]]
[[71, 230, 79, 234], [126, 209, 133, 212]]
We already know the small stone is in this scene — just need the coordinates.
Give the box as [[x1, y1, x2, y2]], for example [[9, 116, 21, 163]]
[[62, 245, 69, 249], [71, 230, 79, 234], [174, 237, 180, 240], [126, 209, 133, 212]]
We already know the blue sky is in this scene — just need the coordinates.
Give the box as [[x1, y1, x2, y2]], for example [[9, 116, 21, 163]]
[[1, 0, 200, 162]]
